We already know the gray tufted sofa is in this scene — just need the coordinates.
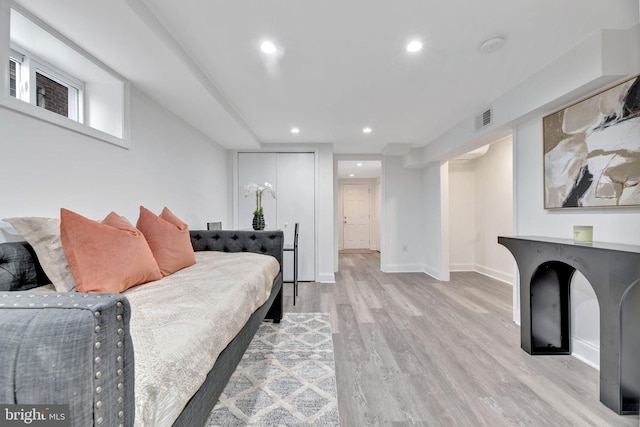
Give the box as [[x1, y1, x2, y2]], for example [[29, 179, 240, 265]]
[[0, 229, 284, 427]]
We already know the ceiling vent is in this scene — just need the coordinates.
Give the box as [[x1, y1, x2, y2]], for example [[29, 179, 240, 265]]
[[475, 107, 492, 131]]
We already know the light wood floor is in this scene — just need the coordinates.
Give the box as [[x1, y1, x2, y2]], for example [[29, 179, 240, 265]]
[[283, 252, 638, 427]]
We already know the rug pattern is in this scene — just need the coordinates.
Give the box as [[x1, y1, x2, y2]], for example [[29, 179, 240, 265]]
[[206, 313, 340, 426]]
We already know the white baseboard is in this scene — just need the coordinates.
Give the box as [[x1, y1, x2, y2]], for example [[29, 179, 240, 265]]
[[382, 263, 424, 273], [450, 263, 475, 272], [475, 264, 513, 284], [571, 337, 600, 370], [317, 272, 335, 283], [423, 264, 440, 280], [448, 263, 513, 284]]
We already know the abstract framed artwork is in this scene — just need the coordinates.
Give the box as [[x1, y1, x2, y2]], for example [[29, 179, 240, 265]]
[[543, 75, 640, 209]]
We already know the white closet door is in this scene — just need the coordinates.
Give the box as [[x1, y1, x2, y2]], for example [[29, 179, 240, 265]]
[[237, 152, 316, 282], [277, 153, 315, 282], [237, 153, 277, 229]]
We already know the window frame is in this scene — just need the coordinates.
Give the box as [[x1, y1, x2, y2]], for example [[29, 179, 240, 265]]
[[0, 1, 131, 148], [10, 45, 85, 122], [8, 50, 20, 97]]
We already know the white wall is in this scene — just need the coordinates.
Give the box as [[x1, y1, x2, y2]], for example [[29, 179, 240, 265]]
[[382, 156, 424, 272], [473, 138, 513, 282], [449, 160, 476, 271], [449, 138, 513, 282], [0, 87, 230, 241], [316, 144, 335, 282], [421, 160, 448, 279]]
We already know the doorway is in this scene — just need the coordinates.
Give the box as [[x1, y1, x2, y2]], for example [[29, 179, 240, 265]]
[[447, 137, 513, 282], [343, 183, 371, 249], [336, 159, 382, 255]]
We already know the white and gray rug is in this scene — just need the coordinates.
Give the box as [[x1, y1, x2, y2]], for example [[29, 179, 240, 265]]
[[206, 313, 340, 426]]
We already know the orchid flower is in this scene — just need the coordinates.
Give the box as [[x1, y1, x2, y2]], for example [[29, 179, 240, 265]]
[[244, 181, 277, 214]]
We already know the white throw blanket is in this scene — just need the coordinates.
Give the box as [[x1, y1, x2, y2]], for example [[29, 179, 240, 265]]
[[124, 251, 279, 427]]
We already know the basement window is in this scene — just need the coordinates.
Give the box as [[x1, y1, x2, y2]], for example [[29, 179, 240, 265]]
[[9, 58, 17, 97], [10, 48, 83, 121], [1, 6, 130, 148]]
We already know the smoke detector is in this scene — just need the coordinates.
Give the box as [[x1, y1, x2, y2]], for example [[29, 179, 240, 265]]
[[480, 36, 506, 54]]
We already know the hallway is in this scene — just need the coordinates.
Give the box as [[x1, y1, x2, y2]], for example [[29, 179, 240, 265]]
[[284, 252, 636, 426]]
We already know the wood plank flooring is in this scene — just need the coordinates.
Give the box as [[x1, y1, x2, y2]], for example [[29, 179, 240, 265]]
[[283, 252, 638, 426]]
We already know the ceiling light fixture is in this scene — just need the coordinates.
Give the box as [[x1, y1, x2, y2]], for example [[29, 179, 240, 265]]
[[261, 41, 277, 54], [349, 174, 354, 177], [357, 163, 363, 167], [291, 127, 300, 134], [406, 40, 423, 53], [363, 127, 372, 134]]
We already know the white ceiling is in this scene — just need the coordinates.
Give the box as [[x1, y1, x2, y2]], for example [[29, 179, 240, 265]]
[[337, 161, 382, 179], [14, 0, 640, 154]]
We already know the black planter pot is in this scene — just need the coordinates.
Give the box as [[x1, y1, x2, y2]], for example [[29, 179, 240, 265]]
[[252, 213, 265, 230]]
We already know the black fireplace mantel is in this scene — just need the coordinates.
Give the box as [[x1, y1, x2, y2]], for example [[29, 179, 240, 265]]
[[498, 235, 640, 415]]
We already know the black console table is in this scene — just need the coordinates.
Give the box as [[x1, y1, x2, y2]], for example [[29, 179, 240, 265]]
[[498, 236, 640, 414]]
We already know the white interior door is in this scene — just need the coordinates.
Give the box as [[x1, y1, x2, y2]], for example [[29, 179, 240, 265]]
[[343, 184, 370, 249]]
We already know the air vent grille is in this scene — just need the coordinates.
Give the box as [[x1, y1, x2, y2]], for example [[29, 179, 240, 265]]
[[475, 108, 492, 131]]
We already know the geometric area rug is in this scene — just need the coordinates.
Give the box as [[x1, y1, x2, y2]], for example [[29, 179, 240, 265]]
[[206, 313, 340, 426]]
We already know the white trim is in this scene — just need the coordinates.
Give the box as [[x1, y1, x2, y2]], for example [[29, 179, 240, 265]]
[[448, 264, 514, 283], [571, 337, 600, 370], [317, 273, 336, 283], [450, 263, 475, 272], [0, 96, 127, 147], [440, 161, 450, 282], [314, 148, 319, 282], [383, 263, 424, 273], [512, 125, 520, 325], [512, 266, 520, 325], [0, 1, 10, 100], [423, 264, 441, 279], [475, 264, 514, 284]]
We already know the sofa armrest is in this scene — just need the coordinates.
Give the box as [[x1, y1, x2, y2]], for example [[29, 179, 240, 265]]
[[190, 230, 284, 271], [0, 292, 134, 427]]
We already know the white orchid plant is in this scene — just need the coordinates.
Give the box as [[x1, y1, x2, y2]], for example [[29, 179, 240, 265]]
[[244, 182, 277, 215]]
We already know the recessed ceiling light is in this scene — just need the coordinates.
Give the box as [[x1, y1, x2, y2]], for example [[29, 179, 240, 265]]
[[291, 127, 300, 134], [349, 174, 354, 177], [363, 127, 372, 134], [261, 41, 277, 54], [406, 40, 423, 53], [357, 163, 363, 167]]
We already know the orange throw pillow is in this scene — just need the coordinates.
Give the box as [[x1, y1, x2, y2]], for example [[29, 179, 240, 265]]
[[136, 206, 196, 276], [60, 208, 162, 293]]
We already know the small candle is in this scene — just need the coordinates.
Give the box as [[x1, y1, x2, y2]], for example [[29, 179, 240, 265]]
[[573, 225, 593, 244]]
